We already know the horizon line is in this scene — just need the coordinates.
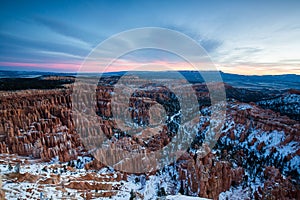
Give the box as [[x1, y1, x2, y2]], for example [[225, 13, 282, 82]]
[[0, 69, 299, 77]]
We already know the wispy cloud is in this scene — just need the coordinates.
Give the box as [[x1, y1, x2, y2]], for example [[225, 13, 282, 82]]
[[0, 32, 89, 64], [34, 16, 97, 49], [162, 24, 223, 53], [0, 32, 89, 54], [219, 61, 300, 75], [199, 39, 223, 53], [0, 61, 81, 72]]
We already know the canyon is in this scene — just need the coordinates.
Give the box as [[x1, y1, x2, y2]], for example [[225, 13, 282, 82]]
[[0, 75, 299, 199]]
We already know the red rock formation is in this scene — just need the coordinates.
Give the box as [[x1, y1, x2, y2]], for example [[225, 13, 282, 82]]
[[0, 174, 4, 199], [0, 89, 83, 162], [1, 77, 299, 199], [177, 152, 244, 199], [253, 167, 299, 199], [84, 159, 105, 171]]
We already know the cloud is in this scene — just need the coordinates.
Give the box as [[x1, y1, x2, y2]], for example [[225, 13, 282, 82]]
[[278, 59, 300, 64], [219, 61, 300, 75], [233, 47, 263, 54], [215, 46, 264, 64], [0, 61, 81, 72], [34, 16, 98, 48], [0, 32, 88, 63], [199, 39, 223, 53], [83, 27, 218, 74], [161, 24, 223, 53]]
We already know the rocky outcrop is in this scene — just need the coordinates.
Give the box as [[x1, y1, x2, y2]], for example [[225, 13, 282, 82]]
[[253, 167, 299, 199], [177, 152, 244, 199], [0, 174, 4, 199], [0, 89, 83, 162], [211, 102, 300, 199]]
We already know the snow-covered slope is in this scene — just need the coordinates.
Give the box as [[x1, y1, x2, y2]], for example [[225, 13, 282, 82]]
[[257, 93, 300, 121]]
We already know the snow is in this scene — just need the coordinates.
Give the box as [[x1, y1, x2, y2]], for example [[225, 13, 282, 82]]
[[166, 195, 211, 199], [219, 176, 264, 200], [257, 94, 300, 117], [238, 104, 253, 110], [0, 155, 184, 200], [219, 185, 251, 200]]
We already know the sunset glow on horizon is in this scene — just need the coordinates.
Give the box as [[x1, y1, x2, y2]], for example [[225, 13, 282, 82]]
[[1, 60, 299, 75], [0, 0, 299, 75]]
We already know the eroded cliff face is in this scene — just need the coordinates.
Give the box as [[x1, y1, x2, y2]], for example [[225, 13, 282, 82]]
[[0, 89, 82, 162], [0, 77, 299, 199], [254, 166, 299, 199], [199, 102, 300, 199], [177, 152, 244, 199], [0, 174, 4, 199]]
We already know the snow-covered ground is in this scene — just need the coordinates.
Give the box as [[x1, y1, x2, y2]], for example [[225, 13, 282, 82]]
[[166, 195, 211, 200], [0, 154, 204, 200]]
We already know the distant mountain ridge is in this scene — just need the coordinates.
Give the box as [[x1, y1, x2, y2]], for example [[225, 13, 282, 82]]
[[0, 70, 299, 91]]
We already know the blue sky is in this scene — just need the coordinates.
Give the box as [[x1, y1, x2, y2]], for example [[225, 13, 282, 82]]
[[0, 0, 299, 74]]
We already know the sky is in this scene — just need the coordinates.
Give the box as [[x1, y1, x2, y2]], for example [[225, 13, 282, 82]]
[[0, 0, 299, 75]]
